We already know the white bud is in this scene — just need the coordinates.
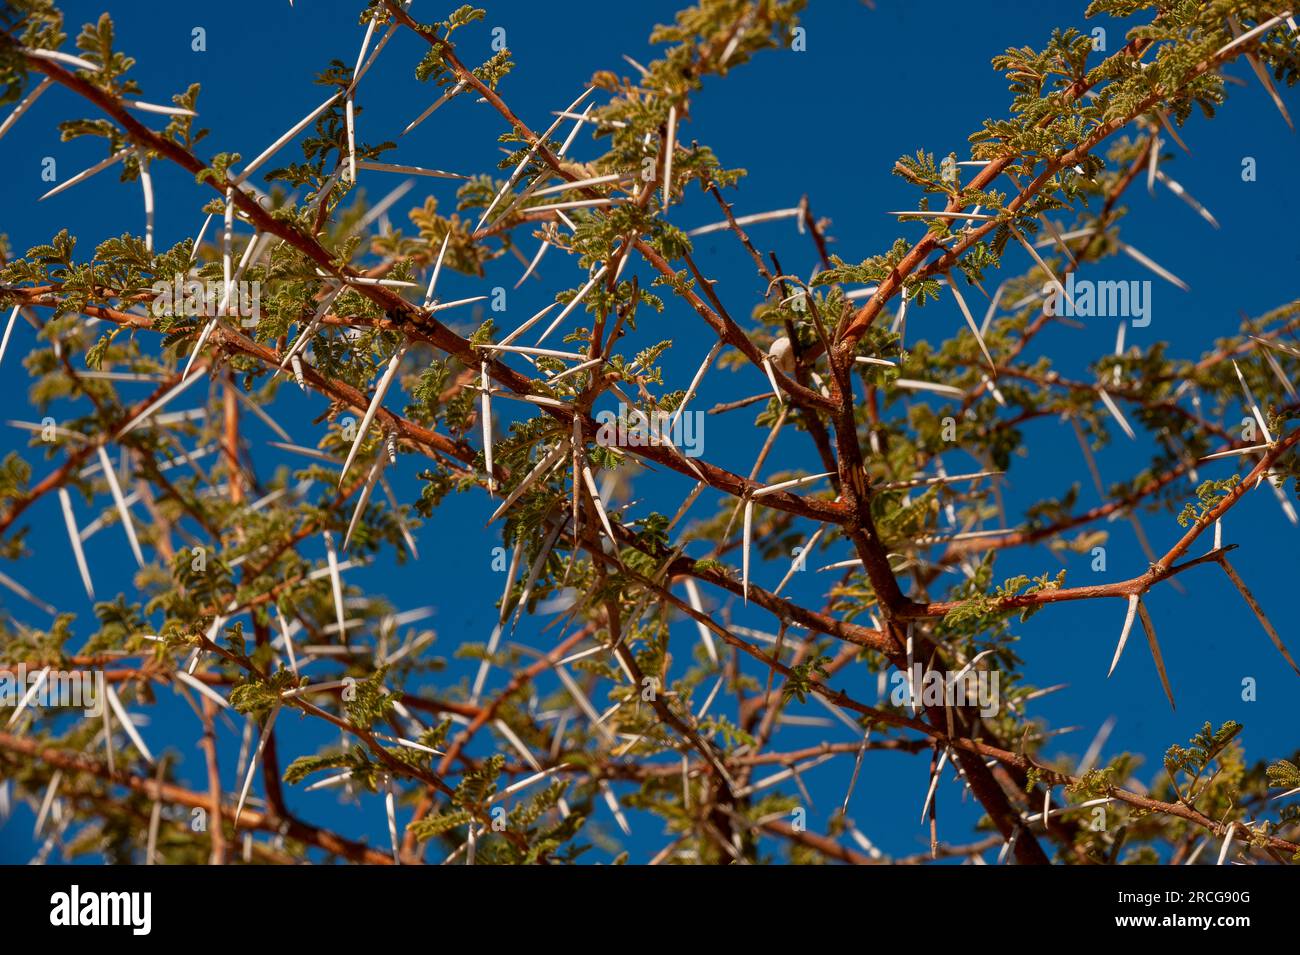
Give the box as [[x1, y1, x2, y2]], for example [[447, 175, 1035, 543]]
[[769, 335, 795, 373]]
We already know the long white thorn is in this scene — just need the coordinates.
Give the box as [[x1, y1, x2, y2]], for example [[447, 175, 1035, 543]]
[[39, 148, 130, 201], [231, 387, 293, 442], [681, 578, 720, 664], [761, 357, 784, 405], [23, 48, 102, 72], [1108, 594, 1140, 677], [1216, 822, 1237, 865], [233, 92, 343, 185], [105, 683, 154, 764], [0, 570, 56, 615], [378, 476, 418, 558], [535, 265, 609, 345], [742, 498, 754, 604], [1216, 12, 1292, 56], [920, 748, 951, 823], [357, 159, 469, 181], [189, 212, 214, 264], [687, 207, 802, 237], [351, 10, 404, 90], [510, 521, 564, 634], [947, 277, 996, 374], [1219, 557, 1300, 676], [234, 706, 280, 826], [421, 232, 453, 308], [96, 445, 144, 567], [172, 670, 230, 710], [476, 87, 595, 231], [122, 99, 196, 117], [34, 770, 61, 836], [487, 441, 568, 525], [473, 547, 522, 698], [1231, 359, 1273, 443], [774, 526, 823, 597], [670, 340, 725, 432], [278, 285, 343, 374], [1147, 133, 1161, 194], [515, 235, 554, 289], [1227, 14, 1295, 130], [339, 346, 406, 487], [1199, 444, 1269, 461], [480, 362, 495, 495], [7, 666, 49, 728], [120, 372, 207, 438], [1097, 388, 1136, 440], [0, 305, 21, 370], [323, 531, 347, 639], [581, 464, 619, 548], [1256, 341, 1297, 399], [662, 104, 677, 213], [1010, 224, 1074, 312], [752, 471, 834, 499], [599, 780, 632, 836], [533, 173, 629, 198], [344, 96, 357, 183], [1136, 599, 1175, 710], [345, 19, 377, 90], [1155, 170, 1220, 229], [0, 77, 52, 143], [385, 775, 401, 864], [275, 604, 300, 678], [57, 487, 94, 600], [182, 317, 221, 382], [841, 726, 872, 813], [1119, 242, 1189, 291], [427, 294, 488, 313], [402, 81, 464, 136], [894, 378, 965, 399], [343, 453, 386, 552], [138, 151, 155, 251], [979, 282, 1006, 336]]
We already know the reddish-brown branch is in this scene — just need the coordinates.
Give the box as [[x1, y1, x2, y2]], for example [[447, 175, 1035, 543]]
[[0, 730, 392, 864]]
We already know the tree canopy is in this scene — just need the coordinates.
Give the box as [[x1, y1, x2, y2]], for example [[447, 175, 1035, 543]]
[[0, 0, 1299, 865]]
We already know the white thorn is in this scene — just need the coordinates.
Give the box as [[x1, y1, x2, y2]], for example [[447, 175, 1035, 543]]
[[480, 363, 494, 495], [323, 531, 347, 638], [96, 445, 144, 567], [57, 487, 94, 600], [0, 77, 52, 143], [39, 148, 130, 201], [105, 683, 154, 764], [1108, 594, 1140, 678], [234, 706, 280, 826], [339, 346, 406, 487], [662, 104, 676, 214]]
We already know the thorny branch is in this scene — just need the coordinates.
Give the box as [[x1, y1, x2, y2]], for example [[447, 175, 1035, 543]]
[[0, 0, 1298, 866]]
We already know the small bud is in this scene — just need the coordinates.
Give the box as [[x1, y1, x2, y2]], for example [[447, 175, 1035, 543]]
[[769, 336, 795, 373]]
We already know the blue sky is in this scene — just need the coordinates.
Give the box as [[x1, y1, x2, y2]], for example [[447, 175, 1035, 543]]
[[1, 0, 1298, 863]]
